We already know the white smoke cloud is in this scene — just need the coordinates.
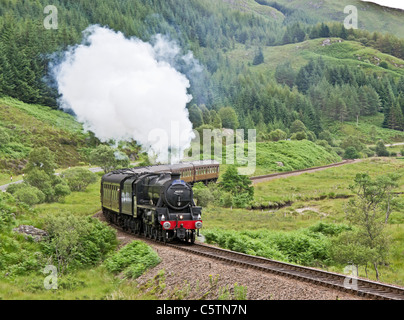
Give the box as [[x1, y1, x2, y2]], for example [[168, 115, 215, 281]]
[[53, 25, 196, 163]]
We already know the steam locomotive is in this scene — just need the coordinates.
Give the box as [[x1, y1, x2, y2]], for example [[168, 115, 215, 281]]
[[101, 161, 219, 243]]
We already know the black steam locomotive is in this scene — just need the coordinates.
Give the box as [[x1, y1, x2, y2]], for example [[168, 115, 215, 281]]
[[101, 168, 203, 243]]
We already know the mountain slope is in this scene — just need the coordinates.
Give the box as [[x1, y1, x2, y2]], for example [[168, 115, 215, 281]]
[[264, 0, 404, 38]]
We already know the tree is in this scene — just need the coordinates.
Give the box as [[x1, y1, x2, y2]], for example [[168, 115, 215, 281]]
[[290, 131, 307, 141], [252, 47, 264, 66], [24, 147, 57, 176], [188, 104, 204, 128], [290, 120, 307, 134], [61, 168, 98, 192], [210, 110, 222, 129], [342, 173, 399, 280], [219, 165, 253, 207], [275, 61, 296, 88], [218, 107, 239, 130], [319, 23, 330, 38], [89, 145, 118, 173], [388, 102, 404, 131]]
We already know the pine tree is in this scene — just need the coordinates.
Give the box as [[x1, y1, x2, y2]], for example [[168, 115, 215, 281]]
[[252, 47, 264, 66], [388, 102, 404, 131]]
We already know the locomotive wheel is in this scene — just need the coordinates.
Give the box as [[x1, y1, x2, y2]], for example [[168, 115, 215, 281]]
[[190, 230, 196, 244]]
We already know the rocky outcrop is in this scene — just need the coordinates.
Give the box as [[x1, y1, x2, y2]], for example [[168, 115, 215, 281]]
[[13, 225, 48, 242]]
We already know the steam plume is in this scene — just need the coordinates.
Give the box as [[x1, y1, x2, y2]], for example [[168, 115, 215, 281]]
[[52, 25, 196, 163]]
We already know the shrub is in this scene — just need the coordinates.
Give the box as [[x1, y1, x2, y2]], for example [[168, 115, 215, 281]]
[[193, 182, 214, 207], [104, 240, 160, 279], [308, 222, 352, 237], [42, 214, 117, 273], [268, 129, 287, 142], [13, 185, 45, 206], [204, 228, 332, 267], [375, 140, 389, 157], [343, 146, 360, 159], [290, 131, 307, 141], [0, 193, 16, 231], [53, 183, 71, 202], [220, 166, 254, 207]]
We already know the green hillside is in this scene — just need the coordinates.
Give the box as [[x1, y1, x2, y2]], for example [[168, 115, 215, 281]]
[[265, 0, 404, 37], [227, 37, 404, 77], [0, 97, 88, 172]]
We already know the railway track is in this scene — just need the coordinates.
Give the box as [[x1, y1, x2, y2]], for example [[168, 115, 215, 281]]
[[166, 241, 404, 300]]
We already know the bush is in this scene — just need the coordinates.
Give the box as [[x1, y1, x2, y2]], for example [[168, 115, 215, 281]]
[[193, 182, 214, 207], [42, 214, 117, 273], [104, 240, 160, 279], [0, 193, 16, 231], [14, 185, 45, 206], [290, 131, 307, 141], [268, 129, 287, 142], [308, 222, 352, 237], [220, 166, 254, 208], [53, 183, 71, 202], [204, 228, 331, 266], [343, 146, 360, 159], [375, 140, 389, 157]]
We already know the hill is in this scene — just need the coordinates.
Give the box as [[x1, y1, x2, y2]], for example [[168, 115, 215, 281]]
[[0, 97, 88, 172], [262, 0, 404, 37]]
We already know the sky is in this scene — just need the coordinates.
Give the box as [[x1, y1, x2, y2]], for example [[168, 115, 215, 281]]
[[361, 0, 404, 10]]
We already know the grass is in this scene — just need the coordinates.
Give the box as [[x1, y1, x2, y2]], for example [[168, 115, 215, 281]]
[[326, 114, 404, 145], [253, 157, 404, 205]]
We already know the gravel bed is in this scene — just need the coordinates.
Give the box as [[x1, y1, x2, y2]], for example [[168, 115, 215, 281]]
[[135, 240, 366, 300]]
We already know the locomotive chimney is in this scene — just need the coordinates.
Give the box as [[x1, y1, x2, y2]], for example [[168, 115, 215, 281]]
[[171, 173, 181, 181]]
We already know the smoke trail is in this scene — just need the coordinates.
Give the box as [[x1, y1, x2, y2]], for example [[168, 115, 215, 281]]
[[52, 25, 197, 163]]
